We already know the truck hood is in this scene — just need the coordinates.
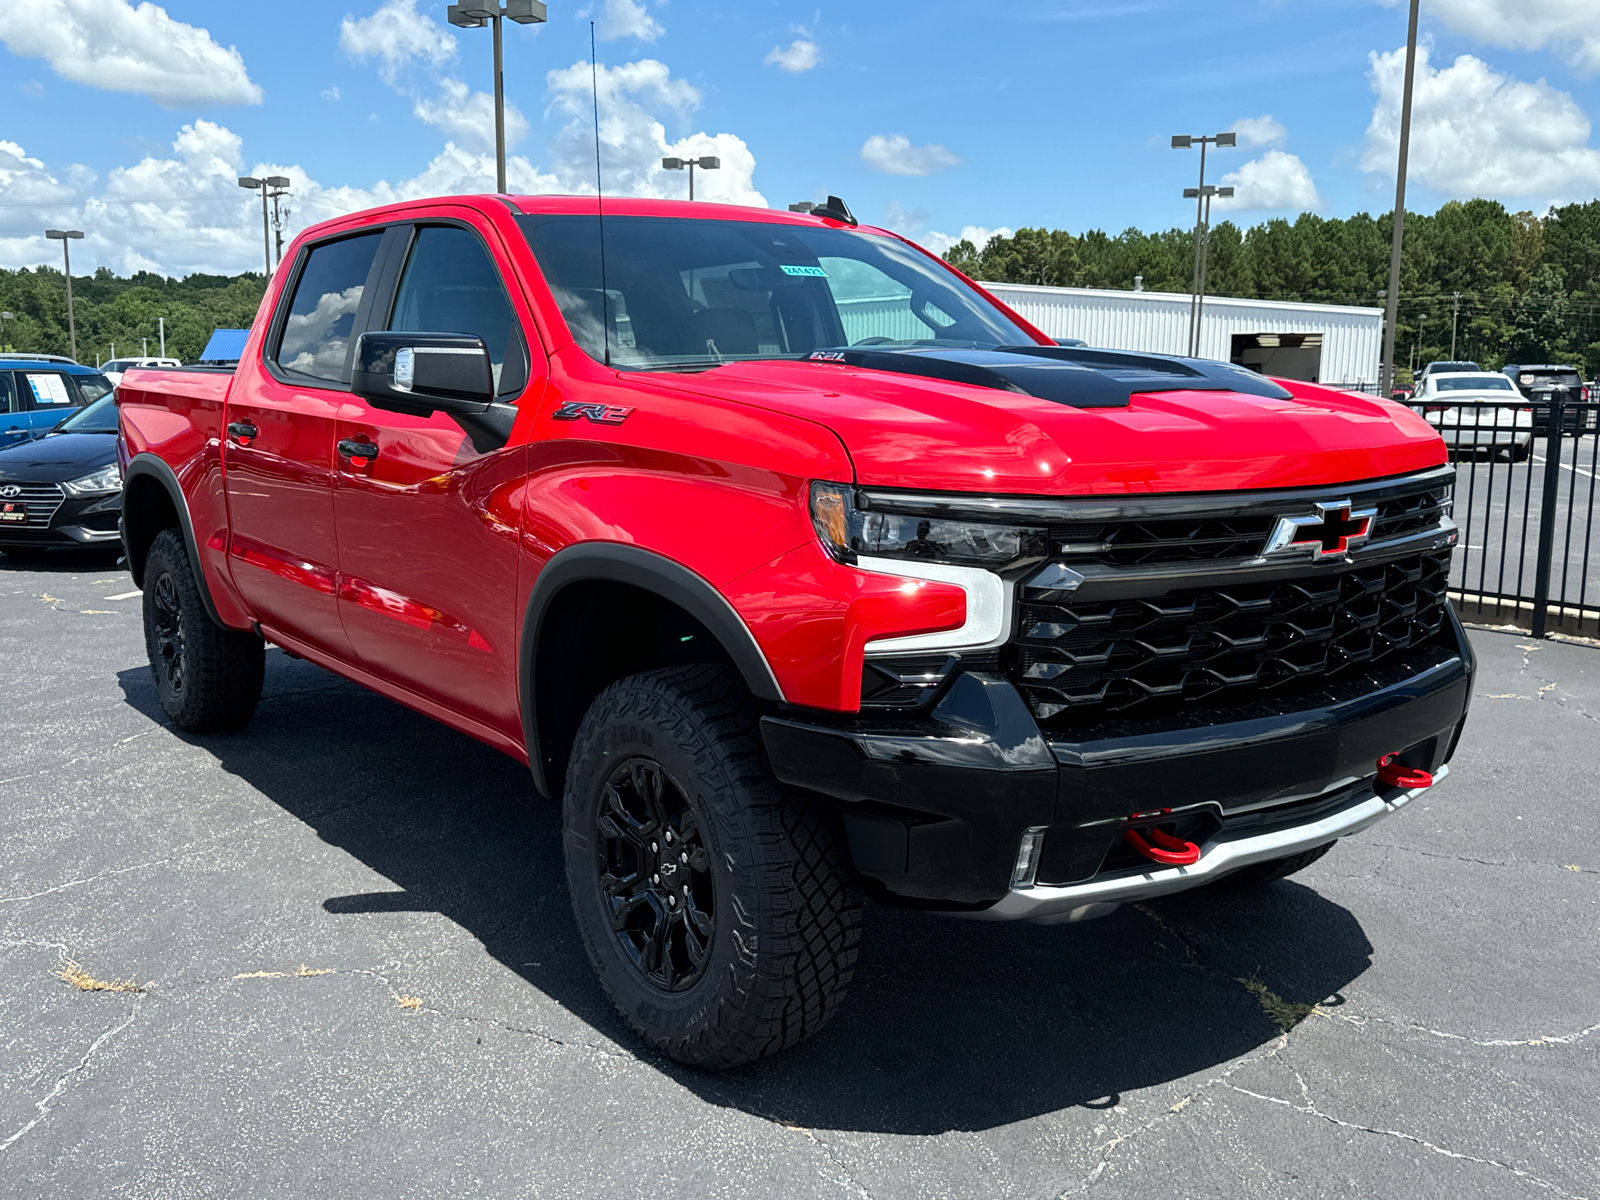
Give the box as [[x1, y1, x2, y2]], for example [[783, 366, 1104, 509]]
[[642, 358, 1446, 495]]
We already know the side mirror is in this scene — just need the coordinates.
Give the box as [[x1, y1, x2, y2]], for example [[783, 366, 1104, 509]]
[[352, 331, 495, 415]]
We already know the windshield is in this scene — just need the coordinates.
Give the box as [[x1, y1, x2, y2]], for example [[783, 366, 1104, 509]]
[[54, 392, 118, 433], [518, 214, 1031, 370], [1435, 376, 1514, 392]]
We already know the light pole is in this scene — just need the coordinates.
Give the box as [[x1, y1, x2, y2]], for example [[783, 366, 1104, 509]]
[[45, 229, 84, 363], [1183, 184, 1235, 356], [158, 316, 166, 358], [0, 311, 12, 350], [448, 2, 549, 195], [1381, 0, 1422, 397], [662, 155, 721, 201], [1172, 132, 1236, 357], [238, 176, 290, 277]]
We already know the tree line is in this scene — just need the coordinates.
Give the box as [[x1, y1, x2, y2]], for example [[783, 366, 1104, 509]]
[[943, 198, 1600, 379], [0, 266, 266, 366]]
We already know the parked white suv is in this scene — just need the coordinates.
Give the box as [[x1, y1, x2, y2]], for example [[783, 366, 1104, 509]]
[[101, 357, 181, 387]]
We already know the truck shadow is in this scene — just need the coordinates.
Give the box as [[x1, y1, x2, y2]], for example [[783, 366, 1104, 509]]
[[118, 650, 1374, 1137]]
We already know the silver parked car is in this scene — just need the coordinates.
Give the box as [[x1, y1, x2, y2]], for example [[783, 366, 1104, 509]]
[[1415, 372, 1534, 462]]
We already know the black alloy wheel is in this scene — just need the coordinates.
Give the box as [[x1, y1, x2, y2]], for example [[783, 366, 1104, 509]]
[[596, 758, 716, 992], [150, 568, 187, 700]]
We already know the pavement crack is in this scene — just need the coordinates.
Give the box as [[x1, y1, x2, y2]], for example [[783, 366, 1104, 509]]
[[0, 1002, 142, 1154], [1334, 1012, 1600, 1049], [700, 1092, 876, 1200], [0, 818, 272, 906], [1364, 841, 1599, 875], [1223, 1074, 1593, 1199]]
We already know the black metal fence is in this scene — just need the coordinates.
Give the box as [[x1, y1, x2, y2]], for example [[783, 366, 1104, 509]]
[[1407, 397, 1600, 638]]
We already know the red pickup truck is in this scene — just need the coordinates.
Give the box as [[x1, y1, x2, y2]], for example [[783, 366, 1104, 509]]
[[117, 194, 1472, 1068]]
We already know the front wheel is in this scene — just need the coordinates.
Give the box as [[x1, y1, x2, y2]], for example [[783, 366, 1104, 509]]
[[142, 528, 264, 732], [563, 665, 862, 1069]]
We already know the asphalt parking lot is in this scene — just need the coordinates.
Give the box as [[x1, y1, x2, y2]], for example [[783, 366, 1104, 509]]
[[3, 551, 1596, 1199]]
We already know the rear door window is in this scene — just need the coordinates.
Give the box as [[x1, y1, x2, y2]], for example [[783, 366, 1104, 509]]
[[275, 232, 387, 384], [20, 372, 77, 410], [0, 373, 15, 414]]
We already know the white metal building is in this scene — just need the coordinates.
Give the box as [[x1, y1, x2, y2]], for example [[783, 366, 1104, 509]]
[[983, 283, 1385, 390]]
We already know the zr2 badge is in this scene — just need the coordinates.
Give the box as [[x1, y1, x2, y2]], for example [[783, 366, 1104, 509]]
[[553, 401, 635, 425]]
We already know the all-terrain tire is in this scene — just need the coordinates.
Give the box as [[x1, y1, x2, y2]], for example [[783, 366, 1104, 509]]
[[563, 664, 862, 1070], [142, 527, 264, 733], [1209, 841, 1335, 890]]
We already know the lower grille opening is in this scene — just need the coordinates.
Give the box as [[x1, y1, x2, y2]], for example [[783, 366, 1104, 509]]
[[1014, 550, 1452, 727]]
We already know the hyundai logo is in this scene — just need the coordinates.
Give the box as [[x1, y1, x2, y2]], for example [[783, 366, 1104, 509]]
[[0, 485, 20, 499]]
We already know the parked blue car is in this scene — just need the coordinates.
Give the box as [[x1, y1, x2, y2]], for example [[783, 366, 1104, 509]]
[[0, 356, 116, 445]]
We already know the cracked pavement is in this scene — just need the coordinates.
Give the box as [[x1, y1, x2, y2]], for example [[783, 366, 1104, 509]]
[[2, 554, 1596, 1198]]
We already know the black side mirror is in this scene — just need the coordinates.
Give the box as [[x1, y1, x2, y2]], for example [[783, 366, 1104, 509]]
[[351, 331, 515, 453]]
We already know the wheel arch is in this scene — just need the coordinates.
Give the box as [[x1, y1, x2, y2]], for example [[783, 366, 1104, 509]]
[[520, 543, 784, 799], [122, 454, 224, 627]]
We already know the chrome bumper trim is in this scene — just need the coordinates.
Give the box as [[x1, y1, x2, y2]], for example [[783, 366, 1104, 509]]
[[955, 764, 1448, 924]]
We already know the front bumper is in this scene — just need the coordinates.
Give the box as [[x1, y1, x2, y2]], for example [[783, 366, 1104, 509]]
[[0, 489, 122, 548], [761, 605, 1475, 917]]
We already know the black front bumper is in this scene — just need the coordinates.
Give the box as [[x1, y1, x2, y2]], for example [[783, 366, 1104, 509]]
[[762, 605, 1475, 911], [0, 491, 122, 548]]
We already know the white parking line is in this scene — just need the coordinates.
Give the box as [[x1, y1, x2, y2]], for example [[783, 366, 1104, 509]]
[[1530, 455, 1599, 481], [103, 590, 142, 600]]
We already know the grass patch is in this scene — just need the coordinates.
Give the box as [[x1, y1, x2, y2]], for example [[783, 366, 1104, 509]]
[[1239, 974, 1321, 1031], [59, 962, 145, 994], [396, 995, 422, 1011]]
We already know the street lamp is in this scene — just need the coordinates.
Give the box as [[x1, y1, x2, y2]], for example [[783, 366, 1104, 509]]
[[661, 155, 720, 201], [238, 176, 290, 277], [1172, 131, 1236, 357], [1182, 184, 1234, 356], [448, 1, 549, 196], [0, 311, 12, 350], [45, 229, 84, 363]]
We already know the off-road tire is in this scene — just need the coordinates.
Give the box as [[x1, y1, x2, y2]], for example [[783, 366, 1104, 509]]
[[142, 528, 264, 733], [564, 664, 862, 1070], [1210, 841, 1335, 890]]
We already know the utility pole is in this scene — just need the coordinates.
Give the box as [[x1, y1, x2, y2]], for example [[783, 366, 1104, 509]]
[[238, 176, 290, 276], [142, 337, 148, 356], [158, 316, 166, 358], [1381, 0, 1422, 396], [44, 229, 84, 362], [1172, 132, 1237, 357], [269, 185, 291, 266], [1450, 291, 1462, 359]]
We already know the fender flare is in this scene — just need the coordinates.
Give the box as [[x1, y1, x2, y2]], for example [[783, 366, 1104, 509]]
[[122, 453, 225, 628], [519, 542, 785, 798]]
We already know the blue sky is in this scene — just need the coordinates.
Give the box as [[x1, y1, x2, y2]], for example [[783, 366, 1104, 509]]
[[3, 0, 1599, 276]]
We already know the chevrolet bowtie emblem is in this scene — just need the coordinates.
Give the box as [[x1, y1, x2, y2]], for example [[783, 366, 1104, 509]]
[[1263, 501, 1377, 561]]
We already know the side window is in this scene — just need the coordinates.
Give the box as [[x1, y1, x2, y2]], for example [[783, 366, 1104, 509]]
[[71, 374, 115, 405], [21, 372, 77, 410], [275, 231, 386, 384], [0, 373, 15, 414], [387, 225, 528, 396]]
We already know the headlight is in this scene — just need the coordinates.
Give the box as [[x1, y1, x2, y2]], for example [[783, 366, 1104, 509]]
[[810, 482, 1046, 569], [61, 464, 123, 497]]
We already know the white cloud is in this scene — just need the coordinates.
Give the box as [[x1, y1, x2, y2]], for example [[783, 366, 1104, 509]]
[[765, 39, 821, 73], [414, 78, 531, 152], [1379, 0, 1600, 76], [1215, 150, 1322, 211], [1362, 44, 1600, 197], [585, 0, 664, 43], [544, 57, 765, 206], [923, 226, 1015, 257], [1230, 114, 1287, 149], [860, 134, 963, 177], [0, 0, 261, 108], [322, 86, 342, 103], [339, 0, 457, 85]]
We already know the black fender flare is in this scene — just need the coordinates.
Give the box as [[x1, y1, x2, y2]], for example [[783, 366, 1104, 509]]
[[122, 453, 225, 628], [519, 542, 785, 798]]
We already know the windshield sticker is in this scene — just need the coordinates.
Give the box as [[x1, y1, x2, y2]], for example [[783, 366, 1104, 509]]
[[780, 264, 829, 278]]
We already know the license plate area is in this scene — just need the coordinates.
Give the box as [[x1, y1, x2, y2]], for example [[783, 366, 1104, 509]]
[[0, 501, 27, 523]]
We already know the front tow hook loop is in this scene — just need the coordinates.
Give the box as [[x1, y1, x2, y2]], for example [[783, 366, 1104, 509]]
[[1123, 825, 1202, 867], [1376, 753, 1433, 791]]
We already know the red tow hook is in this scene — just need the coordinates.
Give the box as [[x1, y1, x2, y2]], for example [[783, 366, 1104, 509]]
[[1123, 825, 1202, 867], [1376, 753, 1433, 790]]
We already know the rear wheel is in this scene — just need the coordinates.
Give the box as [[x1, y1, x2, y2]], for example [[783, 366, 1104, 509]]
[[142, 528, 264, 733], [1209, 842, 1335, 890], [563, 664, 861, 1069]]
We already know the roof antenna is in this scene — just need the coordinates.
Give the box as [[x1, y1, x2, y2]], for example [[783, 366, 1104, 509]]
[[591, 22, 612, 367]]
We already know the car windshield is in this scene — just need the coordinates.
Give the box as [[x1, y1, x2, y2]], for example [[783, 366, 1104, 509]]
[[1435, 376, 1514, 392], [517, 214, 1030, 370], [53, 392, 118, 433]]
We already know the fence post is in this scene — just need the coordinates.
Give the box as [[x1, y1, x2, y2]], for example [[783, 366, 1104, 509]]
[[1530, 397, 1565, 638]]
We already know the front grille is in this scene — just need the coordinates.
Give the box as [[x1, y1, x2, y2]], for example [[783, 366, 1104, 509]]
[[1013, 550, 1452, 724], [0, 482, 65, 528], [1045, 476, 1451, 569]]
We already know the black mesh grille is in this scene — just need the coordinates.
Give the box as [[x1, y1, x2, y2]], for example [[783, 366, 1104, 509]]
[[1368, 482, 1452, 541], [1013, 550, 1452, 724]]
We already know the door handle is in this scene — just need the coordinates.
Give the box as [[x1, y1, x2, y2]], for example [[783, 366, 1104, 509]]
[[337, 438, 379, 467], [226, 421, 258, 445]]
